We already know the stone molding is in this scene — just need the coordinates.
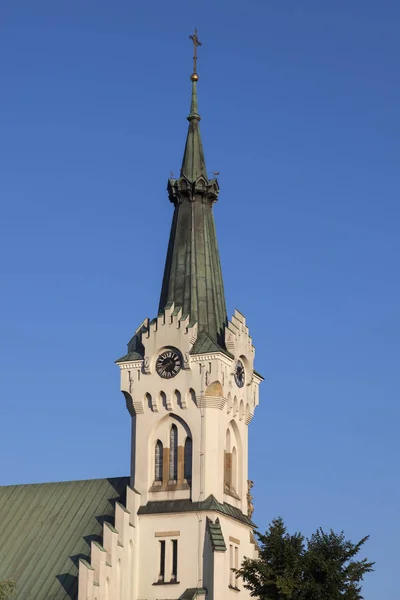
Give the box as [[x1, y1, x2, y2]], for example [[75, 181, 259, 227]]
[[198, 395, 226, 410], [118, 361, 143, 370]]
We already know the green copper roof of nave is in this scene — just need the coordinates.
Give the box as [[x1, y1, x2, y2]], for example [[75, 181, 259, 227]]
[[0, 477, 129, 600], [158, 78, 228, 347]]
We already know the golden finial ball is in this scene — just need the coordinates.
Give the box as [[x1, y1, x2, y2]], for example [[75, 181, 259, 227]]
[[190, 73, 199, 82]]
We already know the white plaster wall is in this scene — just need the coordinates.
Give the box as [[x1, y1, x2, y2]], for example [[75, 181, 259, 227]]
[[136, 511, 257, 600], [137, 512, 202, 599], [218, 515, 258, 597], [118, 306, 262, 512]]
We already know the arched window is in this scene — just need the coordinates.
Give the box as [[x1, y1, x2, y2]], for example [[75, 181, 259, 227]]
[[155, 440, 163, 482], [169, 425, 178, 481], [184, 437, 192, 482], [224, 429, 232, 492], [232, 446, 237, 493], [226, 429, 231, 452]]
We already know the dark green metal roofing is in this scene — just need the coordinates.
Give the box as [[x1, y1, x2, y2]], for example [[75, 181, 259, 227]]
[[138, 494, 254, 527], [180, 80, 207, 183], [190, 330, 226, 355], [189, 330, 236, 360], [0, 476, 129, 600], [114, 350, 143, 363], [207, 518, 227, 552], [181, 587, 207, 599], [253, 368, 264, 380], [158, 77, 228, 347]]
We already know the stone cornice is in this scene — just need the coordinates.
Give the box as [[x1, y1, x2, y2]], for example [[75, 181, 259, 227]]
[[117, 361, 143, 370], [252, 372, 264, 384], [190, 352, 232, 366]]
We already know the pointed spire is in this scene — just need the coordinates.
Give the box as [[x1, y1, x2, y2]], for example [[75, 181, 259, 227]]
[[189, 78, 199, 116], [181, 29, 207, 183], [180, 78, 208, 183], [158, 32, 227, 347]]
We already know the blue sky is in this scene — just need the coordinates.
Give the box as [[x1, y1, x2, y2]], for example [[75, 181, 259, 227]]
[[0, 1, 399, 598]]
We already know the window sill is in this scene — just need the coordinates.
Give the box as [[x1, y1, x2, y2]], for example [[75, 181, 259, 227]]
[[153, 580, 180, 586], [224, 487, 240, 500], [149, 481, 190, 492], [229, 584, 240, 592]]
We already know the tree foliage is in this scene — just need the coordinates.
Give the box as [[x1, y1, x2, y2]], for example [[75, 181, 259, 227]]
[[237, 517, 374, 600], [0, 580, 15, 600]]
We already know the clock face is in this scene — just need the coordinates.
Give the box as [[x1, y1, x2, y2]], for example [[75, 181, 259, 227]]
[[234, 359, 245, 388], [156, 349, 182, 379]]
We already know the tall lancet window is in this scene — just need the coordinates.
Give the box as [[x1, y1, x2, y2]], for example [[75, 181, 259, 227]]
[[232, 446, 237, 493], [155, 440, 163, 483], [184, 437, 192, 482], [169, 425, 178, 481]]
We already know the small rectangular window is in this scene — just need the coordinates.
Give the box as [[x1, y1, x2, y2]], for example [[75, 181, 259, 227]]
[[171, 539, 178, 581], [159, 540, 165, 582], [229, 544, 239, 589], [229, 544, 234, 587]]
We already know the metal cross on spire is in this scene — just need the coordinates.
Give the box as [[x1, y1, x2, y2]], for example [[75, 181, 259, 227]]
[[189, 28, 202, 80]]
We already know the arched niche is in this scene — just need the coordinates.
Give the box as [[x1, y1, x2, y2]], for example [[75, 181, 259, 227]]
[[174, 389, 182, 409], [205, 380, 224, 397], [233, 396, 238, 417], [187, 388, 197, 406], [144, 392, 154, 411], [245, 402, 251, 424], [226, 392, 232, 414], [122, 391, 135, 416], [239, 399, 245, 421], [159, 391, 167, 410]]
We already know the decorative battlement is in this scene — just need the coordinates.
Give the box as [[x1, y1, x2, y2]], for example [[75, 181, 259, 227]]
[[225, 310, 255, 375], [117, 306, 262, 422], [142, 303, 198, 372], [116, 303, 200, 416], [120, 302, 198, 369], [78, 486, 140, 600]]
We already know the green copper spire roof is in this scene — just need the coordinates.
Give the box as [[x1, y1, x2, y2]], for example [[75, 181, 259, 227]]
[[180, 79, 207, 182], [158, 56, 227, 346]]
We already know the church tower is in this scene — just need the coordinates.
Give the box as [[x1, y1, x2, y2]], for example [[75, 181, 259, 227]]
[[79, 31, 262, 600]]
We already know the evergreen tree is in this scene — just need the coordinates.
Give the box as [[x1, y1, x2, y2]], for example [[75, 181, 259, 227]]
[[0, 580, 15, 600], [237, 517, 304, 600], [236, 518, 373, 600], [301, 529, 374, 600]]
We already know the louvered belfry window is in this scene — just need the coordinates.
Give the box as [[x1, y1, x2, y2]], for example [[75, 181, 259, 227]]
[[169, 425, 178, 481], [155, 440, 163, 482], [184, 437, 192, 482]]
